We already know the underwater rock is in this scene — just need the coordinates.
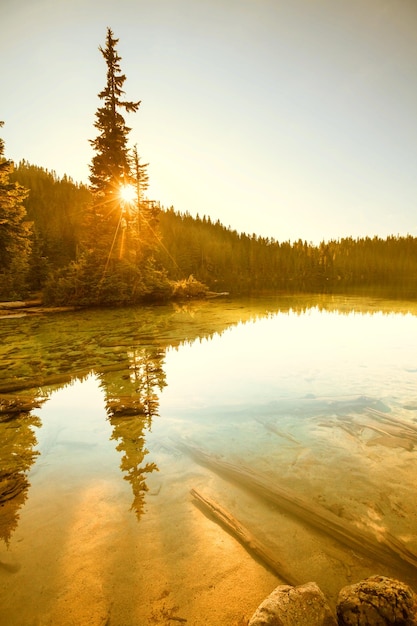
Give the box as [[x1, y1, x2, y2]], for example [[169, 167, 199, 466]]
[[337, 576, 417, 625], [248, 581, 337, 626]]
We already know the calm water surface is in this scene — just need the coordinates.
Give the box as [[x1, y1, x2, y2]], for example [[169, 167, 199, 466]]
[[1, 295, 417, 625]]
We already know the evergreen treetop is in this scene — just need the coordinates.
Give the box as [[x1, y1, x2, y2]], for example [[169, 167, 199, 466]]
[[89, 27, 141, 199]]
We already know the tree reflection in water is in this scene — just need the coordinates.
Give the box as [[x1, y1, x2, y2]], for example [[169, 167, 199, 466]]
[[99, 346, 166, 518], [0, 396, 44, 545]]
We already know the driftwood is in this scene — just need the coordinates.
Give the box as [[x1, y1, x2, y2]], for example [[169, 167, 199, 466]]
[[178, 440, 417, 574], [337, 418, 415, 451], [366, 408, 417, 442], [256, 418, 300, 445], [366, 433, 414, 451], [191, 488, 299, 585], [331, 421, 370, 456], [362, 420, 414, 451], [333, 409, 417, 450]]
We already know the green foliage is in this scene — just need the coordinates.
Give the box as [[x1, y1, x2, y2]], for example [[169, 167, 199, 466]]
[[3, 25, 416, 306], [0, 123, 32, 299], [157, 208, 417, 297], [171, 275, 209, 299], [41, 28, 174, 307], [4, 150, 417, 303], [10, 161, 91, 271], [43, 250, 173, 307]]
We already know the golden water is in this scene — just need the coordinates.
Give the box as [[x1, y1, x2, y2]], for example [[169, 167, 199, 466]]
[[1, 295, 417, 625]]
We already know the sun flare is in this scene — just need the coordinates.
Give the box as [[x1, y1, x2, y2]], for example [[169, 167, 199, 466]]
[[119, 184, 137, 203]]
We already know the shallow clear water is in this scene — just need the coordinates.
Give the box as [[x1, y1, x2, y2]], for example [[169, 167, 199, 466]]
[[1, 295, 417, 625]]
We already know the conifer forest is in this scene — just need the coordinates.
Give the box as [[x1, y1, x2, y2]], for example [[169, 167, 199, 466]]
[[1, 28, 416, 306]]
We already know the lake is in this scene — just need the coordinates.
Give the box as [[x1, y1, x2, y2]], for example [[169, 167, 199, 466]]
[[1, 294, 417, 625]]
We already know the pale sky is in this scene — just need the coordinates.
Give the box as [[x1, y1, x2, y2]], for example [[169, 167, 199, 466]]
[[2, 0, 417, 243]]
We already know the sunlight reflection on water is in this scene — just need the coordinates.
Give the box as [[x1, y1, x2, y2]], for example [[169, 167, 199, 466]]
[[158, 308, 417, 413], [33, 376, 117, 479], [1, 297, 417, 625]]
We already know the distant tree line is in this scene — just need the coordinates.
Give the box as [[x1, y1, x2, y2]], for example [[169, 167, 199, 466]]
[[157, 208, 417, 297], [3, 160, 417, 301]]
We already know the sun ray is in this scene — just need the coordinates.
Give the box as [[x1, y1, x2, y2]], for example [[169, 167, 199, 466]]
[[119, 184, 137, 204]]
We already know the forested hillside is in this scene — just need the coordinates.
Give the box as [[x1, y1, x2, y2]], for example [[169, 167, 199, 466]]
[[157, 208, 417, 296], [2, 27, 416, 305], [7, 161, 417, 300], [9, 161, 90, 289]]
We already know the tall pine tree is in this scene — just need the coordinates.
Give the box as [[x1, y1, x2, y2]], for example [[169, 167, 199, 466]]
[[85, 27, 141, 264], [89, 27, 140, 198], [66, 27, 142, 303], [44, 28, 172, 306], [0, 122, 32, 299]]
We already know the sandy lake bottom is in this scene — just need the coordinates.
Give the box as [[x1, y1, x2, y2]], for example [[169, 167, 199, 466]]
[[1, 296, 417, 625]]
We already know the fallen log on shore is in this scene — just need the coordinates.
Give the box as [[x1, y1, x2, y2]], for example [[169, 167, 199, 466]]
[[191, 488, 299, 586], [178, 440, 417, 574]]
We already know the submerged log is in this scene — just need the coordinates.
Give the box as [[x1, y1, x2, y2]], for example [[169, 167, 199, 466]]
[[366, 433, 414, 451], [334, 408, 417, 450], [191, 488, 299, 585], [178, 440, 417, 574], [256, 418, 300, 445], [366, 408, 417, 440], [332, 415, 415, 451]]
